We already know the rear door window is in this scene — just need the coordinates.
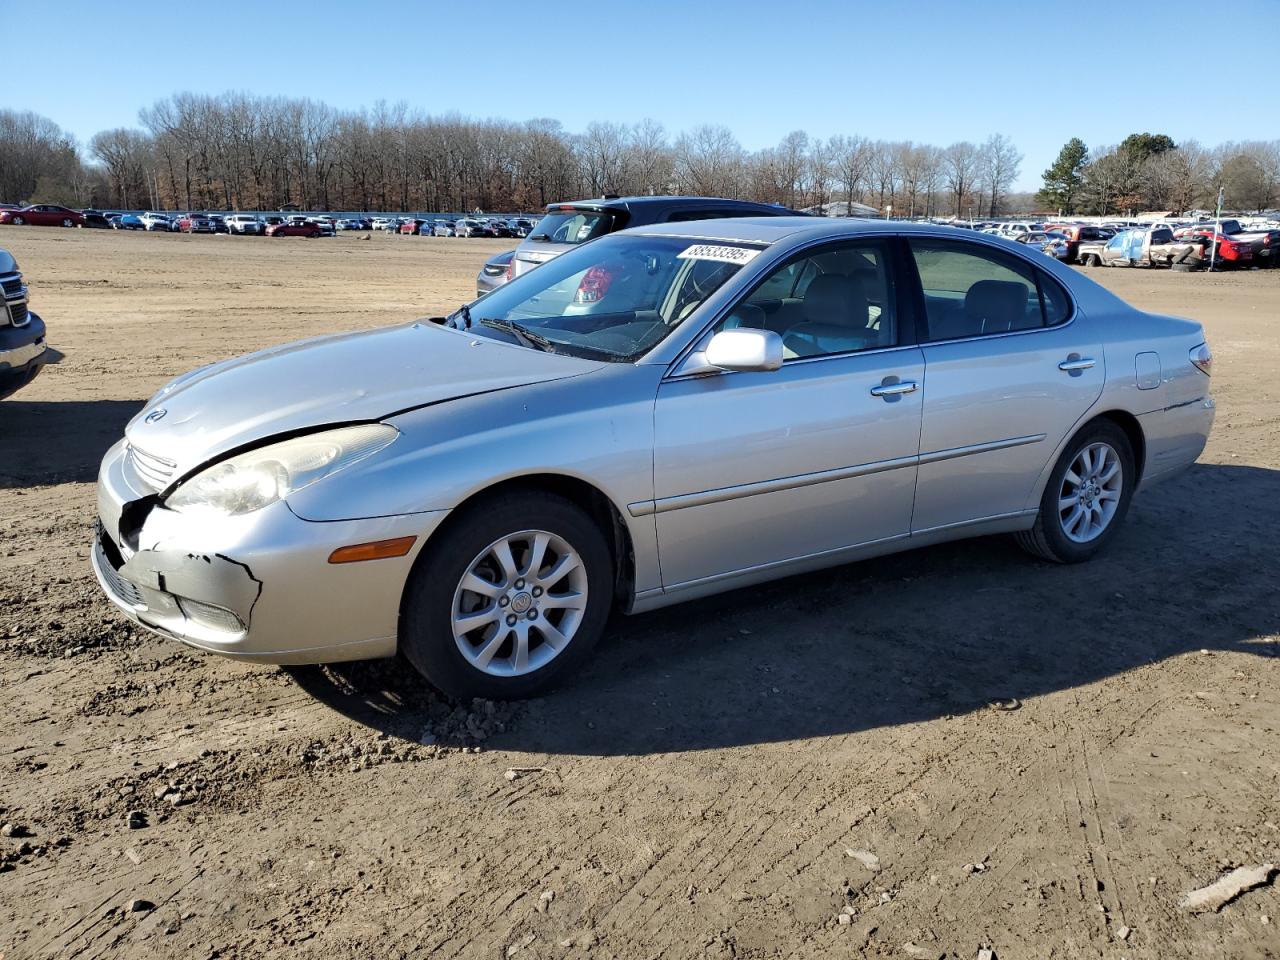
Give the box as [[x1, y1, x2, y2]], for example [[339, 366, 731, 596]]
[[909, 239, 1070, 341]]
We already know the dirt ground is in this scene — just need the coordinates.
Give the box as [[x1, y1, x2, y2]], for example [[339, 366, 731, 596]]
[[1, 228, 1278, 960]]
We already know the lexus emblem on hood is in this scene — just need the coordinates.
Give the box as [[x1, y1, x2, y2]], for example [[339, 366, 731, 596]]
[[144, 408, 168, 424]]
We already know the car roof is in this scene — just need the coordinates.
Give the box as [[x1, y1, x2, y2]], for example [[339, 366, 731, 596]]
[[547, 195, 798, 216], [623, 216, 985, 245]]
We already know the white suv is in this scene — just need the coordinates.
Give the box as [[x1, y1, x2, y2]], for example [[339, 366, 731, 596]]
[[227, 214, 264, 235]]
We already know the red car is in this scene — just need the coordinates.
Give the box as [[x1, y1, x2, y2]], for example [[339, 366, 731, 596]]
[[399, 218, 429, 235], [265, 221, 322, 238], [1173, 227, 1254, 266], [0, 204, 84, 228]]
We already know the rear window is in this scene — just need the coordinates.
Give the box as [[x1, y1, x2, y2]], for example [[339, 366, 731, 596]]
[[530, 209, 619, 245]]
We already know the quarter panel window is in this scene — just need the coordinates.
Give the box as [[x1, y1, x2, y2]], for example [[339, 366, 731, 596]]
[[714, 240, 898, 359], [909, 239, 1068, 341]]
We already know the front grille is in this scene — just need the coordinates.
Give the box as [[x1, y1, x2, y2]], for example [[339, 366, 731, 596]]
[[0, 274, 21, 298], [94, 535, 144, 607], [7, 302, 28, 327], [126, 444, 177, 489]]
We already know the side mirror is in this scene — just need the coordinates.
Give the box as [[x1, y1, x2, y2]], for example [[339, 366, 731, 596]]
[[695, 328, 784, 374]]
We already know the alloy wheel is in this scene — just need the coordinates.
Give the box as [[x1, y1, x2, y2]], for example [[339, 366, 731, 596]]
[[1058, 442, 1123, 543], [451, 529, 588, 677]]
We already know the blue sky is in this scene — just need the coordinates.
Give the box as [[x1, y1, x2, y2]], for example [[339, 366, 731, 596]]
[[6, 0, 1276, 191]]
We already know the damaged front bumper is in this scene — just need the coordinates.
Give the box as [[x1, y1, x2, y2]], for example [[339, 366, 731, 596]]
[[91, 438, 447, 664]]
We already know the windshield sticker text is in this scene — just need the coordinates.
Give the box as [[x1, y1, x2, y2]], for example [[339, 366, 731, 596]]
[[676, 244, 760, 265]]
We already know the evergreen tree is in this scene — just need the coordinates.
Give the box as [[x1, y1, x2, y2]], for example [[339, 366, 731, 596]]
[[1036, 138, 1088, 213]]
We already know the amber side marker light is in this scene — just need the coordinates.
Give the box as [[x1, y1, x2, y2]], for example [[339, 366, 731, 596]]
[[328, 536, 417, 564]]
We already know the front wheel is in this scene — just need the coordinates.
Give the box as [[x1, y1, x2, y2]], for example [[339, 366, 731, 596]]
[[1015, 421, 1135, 563], [62, 218, 74, 227], [401, 491, 614, 699], [12, 216, 24, 225]]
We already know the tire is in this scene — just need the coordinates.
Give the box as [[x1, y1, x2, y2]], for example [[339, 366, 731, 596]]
[[1015, 420, 1135, 564], [12, 216, 24, 225], [62, 218, 73, 227], [401, 491, 614, 699]]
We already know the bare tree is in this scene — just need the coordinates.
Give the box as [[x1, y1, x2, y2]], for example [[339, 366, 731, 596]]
[[977, 134, 1022, 217], [943, 141, 979, 217]]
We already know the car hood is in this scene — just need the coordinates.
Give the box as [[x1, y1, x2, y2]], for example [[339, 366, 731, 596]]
[[125, 321, 607, 479], [0, 249, 17, 273]]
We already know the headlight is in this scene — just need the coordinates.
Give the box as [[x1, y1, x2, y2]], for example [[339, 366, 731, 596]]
[[166, 424, 398, 517]]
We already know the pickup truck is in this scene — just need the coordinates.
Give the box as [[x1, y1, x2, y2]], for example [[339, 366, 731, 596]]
[[1077, 227, 1204, 268], [0, 248, 58, 400]]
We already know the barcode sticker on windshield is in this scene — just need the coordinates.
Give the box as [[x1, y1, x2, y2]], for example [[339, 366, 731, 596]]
[[677, 244, 760, 265]]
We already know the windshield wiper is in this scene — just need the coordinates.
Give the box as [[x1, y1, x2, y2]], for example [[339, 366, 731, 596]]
[[479, 317, 557, 352]]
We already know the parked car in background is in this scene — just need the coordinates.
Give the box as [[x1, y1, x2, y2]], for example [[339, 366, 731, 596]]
[[400, 218, 430, 236], [371, 217, 392, 231], [1044, 224, 1115, 263], [304, 217, 336, 237], [208, 215, 229, 234], [488, 195, 804, 294], [1016, 231, 1072, 261], [1, 247, 58, 400], [0, 204, 84, 228], [266, 221, 323, 238], [225, 214, 264, 235], [507, 218, 534, 238], [91, 219, 1215, 699], [433, 221, 456, 237], [113, 214, 146, 231], [482, 219, 512, 238], [475, 249, 515, 296], [418, 220, 438, 236], [178, 214, 216, 234], [454, 218, 487, 238], [80, 210, 114, 229], [140, 213, 172, 232]]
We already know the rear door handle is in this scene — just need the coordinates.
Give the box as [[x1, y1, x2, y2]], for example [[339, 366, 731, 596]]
[[870, 379, 918, 398], [1058, 357, 1096, 372]]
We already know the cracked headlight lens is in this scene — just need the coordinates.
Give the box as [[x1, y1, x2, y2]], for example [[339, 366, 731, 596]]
[[166, 424, 398, 517]]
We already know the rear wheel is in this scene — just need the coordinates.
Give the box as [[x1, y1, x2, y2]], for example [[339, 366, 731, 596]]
[[1015, 420, 1134, 563], [401, 491, 613, 699]]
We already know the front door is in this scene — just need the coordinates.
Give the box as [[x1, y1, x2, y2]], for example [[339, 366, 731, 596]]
[[651, 238, 925, 590]]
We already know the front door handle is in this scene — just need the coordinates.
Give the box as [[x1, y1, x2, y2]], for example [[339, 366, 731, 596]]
[[1058, 357, 1096, 372], [870, 379, 918, 398]]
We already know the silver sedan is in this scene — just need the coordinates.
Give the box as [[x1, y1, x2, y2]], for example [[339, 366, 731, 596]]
[[92, 220, 1215, 698]]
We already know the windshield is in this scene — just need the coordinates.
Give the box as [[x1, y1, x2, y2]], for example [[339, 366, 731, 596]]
[[529, 208, 619, 244], [457, 234, 764, 361]]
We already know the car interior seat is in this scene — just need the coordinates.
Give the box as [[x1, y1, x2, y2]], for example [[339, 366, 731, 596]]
[[782, 274, 876, 357], [963, 279, 1030, 335]]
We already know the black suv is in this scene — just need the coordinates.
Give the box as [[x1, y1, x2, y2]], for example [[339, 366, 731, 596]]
[[476, 195, 803, 296]]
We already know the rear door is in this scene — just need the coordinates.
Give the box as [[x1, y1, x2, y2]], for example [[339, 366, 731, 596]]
[[904, 237, 1103, 533]]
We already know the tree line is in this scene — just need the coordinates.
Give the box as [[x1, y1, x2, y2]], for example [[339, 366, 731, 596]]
[[3, 93, 1022, 217], [1037, 133, 1280, 216], [2, 94, 1276, 217]]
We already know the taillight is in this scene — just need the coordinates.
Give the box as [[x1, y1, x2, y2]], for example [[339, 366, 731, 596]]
[[503, 259, 513, 282], [574, 265, 615, 304], [1190, 342, 1212, 376]]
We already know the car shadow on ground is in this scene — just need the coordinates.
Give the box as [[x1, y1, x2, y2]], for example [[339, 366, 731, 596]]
[[289, 462, 1280, 755], [0, 399, 143, 487]]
